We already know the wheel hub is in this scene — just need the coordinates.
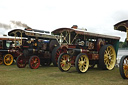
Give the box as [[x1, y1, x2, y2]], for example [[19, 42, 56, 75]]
[[62, 60, 66, 64], [7, 58, 10, 61], [79, 61, 85, 65], [34, 61, 37, 63], [108, 56, 111, 60], [20, 60, 23, 63]]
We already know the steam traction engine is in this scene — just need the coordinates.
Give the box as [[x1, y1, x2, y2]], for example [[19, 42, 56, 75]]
[[51, 28, 120, 73], [114, 20, 128, 79], [8, 28, 59, 69], [0, 36, 21, 65]]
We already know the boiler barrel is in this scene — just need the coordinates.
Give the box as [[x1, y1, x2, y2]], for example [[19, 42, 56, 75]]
[[32, 29, 50, 34]]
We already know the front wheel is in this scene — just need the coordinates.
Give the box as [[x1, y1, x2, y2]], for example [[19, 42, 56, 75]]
[[75, 53, 89, 73], [3, 54, 14, 66], [16, 55, 27, 68], [58, 53, 71, 72], [119, 55, 128, 79], [99, 44, 116, 70], [29, 55, 40, 69]]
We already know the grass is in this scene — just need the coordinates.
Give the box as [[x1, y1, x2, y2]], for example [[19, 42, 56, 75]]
[[0, 64, 128, 85]]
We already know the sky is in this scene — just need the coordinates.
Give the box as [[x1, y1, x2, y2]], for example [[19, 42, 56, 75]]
[[0, 0, 128, 41]]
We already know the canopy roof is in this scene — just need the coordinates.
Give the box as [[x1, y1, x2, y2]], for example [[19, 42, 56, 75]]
[[52, 28, 120, 40], [114, 20, 128, 32], [8, 29, 56, 40]]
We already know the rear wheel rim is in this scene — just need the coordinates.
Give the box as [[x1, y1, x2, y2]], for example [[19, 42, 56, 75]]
[[55, 48, 67, 63], [78, 55, 89, 72], [55, 48, 62, 63], [30, 56, 40, 69], [104, 46, 116, 70], [123, 57, 128, 78], [52, 46, 67, 66], [4, 54, 13, 66], [60, 54, 71, 71]]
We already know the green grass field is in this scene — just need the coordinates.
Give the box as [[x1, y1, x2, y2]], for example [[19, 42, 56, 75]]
[[0, 64, 128, 85]]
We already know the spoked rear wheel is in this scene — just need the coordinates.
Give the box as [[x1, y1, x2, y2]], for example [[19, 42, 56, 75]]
[[52, 46, 61, 66], [29, 55, 40, 69], [3, 54, 14, 66], [16, 55, 27, 68], [58, 53, 71, 72], [75, 53, 89, 73], [99, 44, 116, 70], [0, 56, 3, 65], [119, 55, 128, 79], [52, 46, 67, 66]]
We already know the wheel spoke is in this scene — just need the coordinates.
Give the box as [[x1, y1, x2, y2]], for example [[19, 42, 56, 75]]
[[124, 69, 128, 77], [110, 53, 114, 57], [78, 63, 82, 70], [123, 65, 128, 70], [57, 50, 61, 56], [105, 50, 108, 55], [126, 58, 128, 64], [104, 58, 109, 64], [110, 60, 114, 64], [60, 60, 65, 65], [106, 62, 109, 68], [104, 55, 108, 60]]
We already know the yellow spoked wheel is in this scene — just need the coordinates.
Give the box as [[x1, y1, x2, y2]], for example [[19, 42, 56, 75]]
[[58, 53, 71, 72], [75, 53, 89, 73], [99, 44, 116, 70], [0, 56, 3, 65], [3, 54, 14, 66], [119, 55, 128, 79]]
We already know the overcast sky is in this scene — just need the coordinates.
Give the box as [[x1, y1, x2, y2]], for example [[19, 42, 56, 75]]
[[0, 0, 128, 41]]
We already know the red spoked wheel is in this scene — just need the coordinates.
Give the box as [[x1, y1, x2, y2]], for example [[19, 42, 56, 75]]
[[29, 55, 40, 69], [16, 55, 27, 68], [52, 46, 67, 66]]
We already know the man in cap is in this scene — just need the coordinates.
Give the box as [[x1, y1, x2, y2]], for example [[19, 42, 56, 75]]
[[71, 25, 78, 29]]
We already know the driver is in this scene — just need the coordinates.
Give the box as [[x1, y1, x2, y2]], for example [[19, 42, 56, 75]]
[[71, 25, 78, 29]]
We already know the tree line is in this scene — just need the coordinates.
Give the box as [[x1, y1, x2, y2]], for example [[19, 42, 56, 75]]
[[119, 39, 128, 48]]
